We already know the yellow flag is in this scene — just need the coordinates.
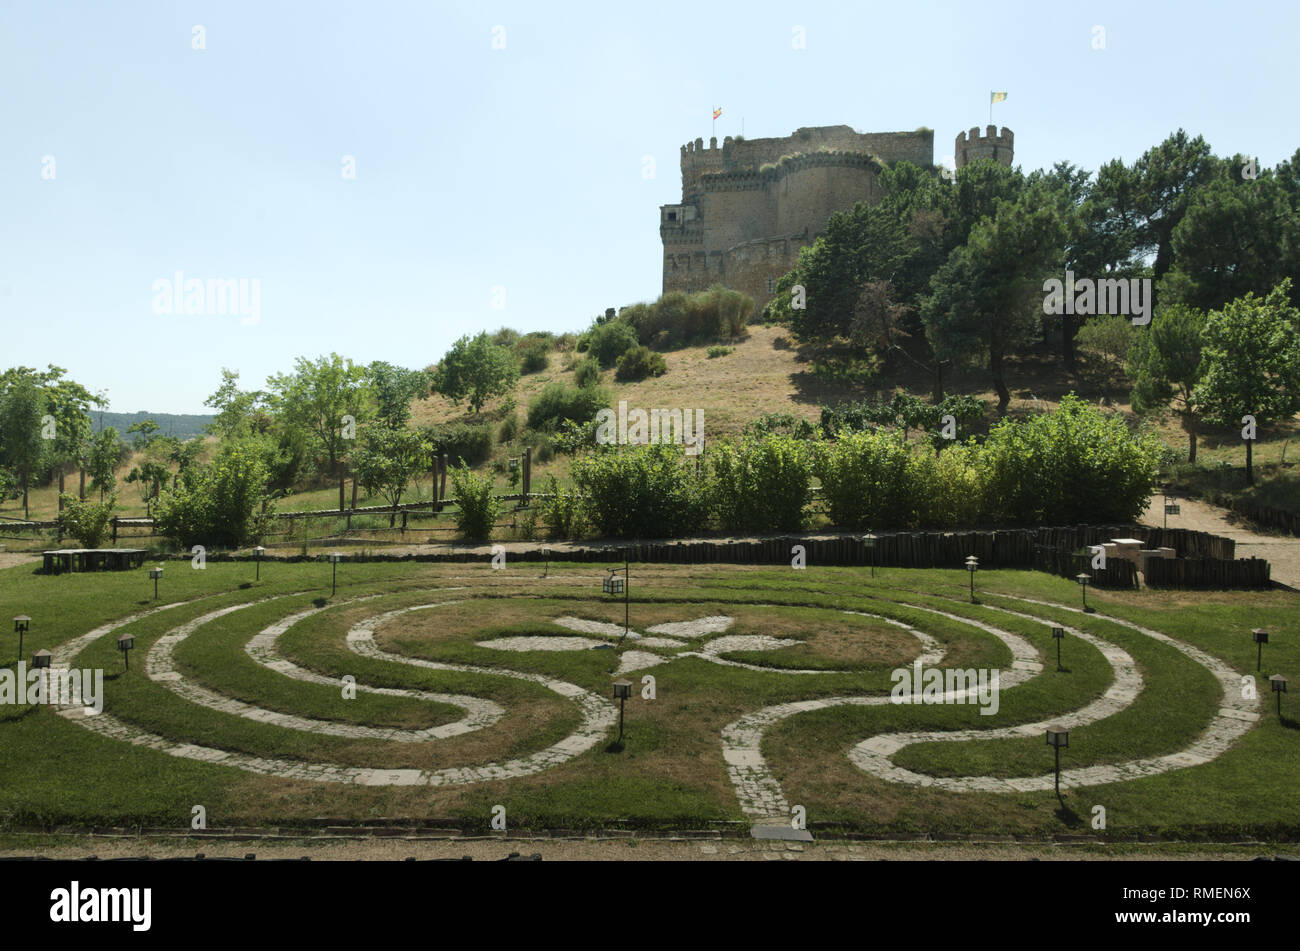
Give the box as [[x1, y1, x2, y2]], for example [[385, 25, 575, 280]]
[[991, 91, 1008, 104]]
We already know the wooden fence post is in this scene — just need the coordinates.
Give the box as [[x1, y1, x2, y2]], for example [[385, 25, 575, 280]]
[[522, 447, 531, 501], [440, 455, 448, 509]]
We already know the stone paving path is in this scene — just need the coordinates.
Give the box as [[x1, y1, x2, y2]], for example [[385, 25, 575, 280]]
[[723, 596, 1257, 822], [52, 598, 616, 786]]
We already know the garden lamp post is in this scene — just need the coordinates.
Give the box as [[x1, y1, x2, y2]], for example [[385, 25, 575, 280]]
[[541, 546, 551, 579], [965, 556, 978, 603], [603, 553, 630, 645], [31, 649, 51, 705], [13, 616, 30, 663], [613, 678, 632, 743], [254, 546, 265, 581], [1252, 629, 1269, 672], [1052, 626, 1065, 671], [1046, 726, 1069, 797], [117, 633, 134, 671], [1075, 573, 1093, 613], [149, 566, 163, 600], [1163, 494, 1180, 529], [864, 534, 877, 578], [328, 552, 344, 597], [1271, 674, 1288, 717]]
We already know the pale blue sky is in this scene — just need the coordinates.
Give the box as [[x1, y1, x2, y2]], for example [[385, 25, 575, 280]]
[[3, 0, 1295, 413]]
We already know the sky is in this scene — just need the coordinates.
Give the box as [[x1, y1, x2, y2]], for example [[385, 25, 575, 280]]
[[3, 0, 1297, 414]]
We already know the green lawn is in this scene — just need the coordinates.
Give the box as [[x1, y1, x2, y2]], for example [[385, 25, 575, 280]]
[[0, 559, 1296, 838]]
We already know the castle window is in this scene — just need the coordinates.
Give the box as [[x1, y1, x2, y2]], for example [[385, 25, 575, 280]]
[[765, 276, 775, 294], [667, 211, 677, 221]]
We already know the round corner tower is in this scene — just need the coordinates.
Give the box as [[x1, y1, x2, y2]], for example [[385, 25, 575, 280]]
[[955, 125, 1014, 169]]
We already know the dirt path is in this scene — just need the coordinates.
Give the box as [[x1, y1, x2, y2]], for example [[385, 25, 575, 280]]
[[1140, 496, 1300, 588]]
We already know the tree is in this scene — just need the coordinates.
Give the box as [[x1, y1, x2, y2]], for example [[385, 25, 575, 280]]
[[87, 427, 124, 501], [368, 361, 429, 427], [922, 189, 1066, 412], [154, 439, 273, 549], [431, 333, 518, 413], [351, 424, 432, 525], [1130, 130, 1221, 294], [1162, 174, 1300, 312], [127, 419, 160, 448], [1127, 304, 1207, 462], [1195, 281, 1300, 484], [125, 460, 170, 516], [267, 354, 372, 509], [205, 368, 268, 439], [0, 376, 45, 518]]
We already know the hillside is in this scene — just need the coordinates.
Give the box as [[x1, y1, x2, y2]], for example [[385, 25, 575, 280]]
[[90, 410, 214, 441]]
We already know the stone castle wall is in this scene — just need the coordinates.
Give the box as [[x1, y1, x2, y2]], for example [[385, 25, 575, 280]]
[[661, 125, 934, 311]]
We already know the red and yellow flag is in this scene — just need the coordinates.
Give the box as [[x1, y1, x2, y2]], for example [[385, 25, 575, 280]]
[[712, 107, 722, 120]]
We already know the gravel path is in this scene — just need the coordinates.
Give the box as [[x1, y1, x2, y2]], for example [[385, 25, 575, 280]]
[[1140, 496, 1300, 588]]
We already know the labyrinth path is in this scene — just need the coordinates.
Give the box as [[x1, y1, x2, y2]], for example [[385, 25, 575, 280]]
[[42, 580, 1259, 814]]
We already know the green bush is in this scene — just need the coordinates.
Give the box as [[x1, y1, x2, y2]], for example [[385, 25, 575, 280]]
[[517, 337, 551, 374], [427, 422, 494, 466], [709, 435, 813, 533], [707, 345, 733, 358], [154, 440, 273, 548], [58, 494, 116, 548], [614, 345, 668, 382], [619, 286, 753, 349], [498, 414, 519, 443], [814, 429, 924, 530], [573, 355, 602, 388], [571, 443, 709, 538], [526, 382, 610, 431], [582, 320, 640, 367], [980, 394, 1160, 524], [449, 465, 500, 541], [540, 474, 586, 539], [744, 412, 817, 440]]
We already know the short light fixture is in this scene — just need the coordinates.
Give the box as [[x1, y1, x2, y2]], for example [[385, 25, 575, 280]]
[[612, 679, 632, 743], [964, 555, 979, 603], [149, 566, 164, 600], [31, 649, 51, 706], [1252, 629, 1269, 672], [541, 546, 551, 579], [1046, 726, 1069, 796], [1052, 626, 1066, 671], [13, 615, 31, 661], [864, 534, 878, 578], [1075, 573, 1093, 613], [254, 546, 266, 581], [602, 553, 631, 645], [117, 633, 135, 670], [1270, 674, 1288, 717], [1163, 493, 1180, 528], [328, 552, 344, 597]]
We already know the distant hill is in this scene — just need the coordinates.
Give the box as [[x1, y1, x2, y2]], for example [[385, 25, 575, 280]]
[[88, 411, 215, 441]]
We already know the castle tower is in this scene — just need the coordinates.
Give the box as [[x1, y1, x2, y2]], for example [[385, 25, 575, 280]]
[[955, 125, 1014, 169]]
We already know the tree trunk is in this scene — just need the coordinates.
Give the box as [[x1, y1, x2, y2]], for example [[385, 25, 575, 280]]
[[1062, 315, 1077, 373], [932, 361, 944, 403], [58, 470, 65, 511], [989, 349, 1010, 414], [1182, 411, 1198, 464], [1246, 437, 1254, 485], [338, 463, 346, 512], [79, 467, 86, 501], [351, 477, 358, 510], [22, 473, 28, 520]]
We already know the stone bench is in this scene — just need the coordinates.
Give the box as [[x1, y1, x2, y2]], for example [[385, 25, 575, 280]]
[[42, 549, 148, 574]]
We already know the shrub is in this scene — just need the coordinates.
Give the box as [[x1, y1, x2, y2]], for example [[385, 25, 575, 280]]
[[570, 443, 709, 538], [539, 474, 586, 539], [619, 286, 753, 349], [980, 394, 1160, 524], [573, 355, 602, 388], [583, 320, 640, 367], [814, 429, 924, 529], [614, 345, 668, 382], [154, 440, 274, 548], [498, 414, 520, 443], [709, 435, 813, 533], [744, 412, 817, 440], [517, 336, 551, 374], [58, 494, 116, 548], [552, 419, 599, 455], [526, 382, 610, 431], [427, 422, 493, 466], [916, 442, 985, 527], [449, 465, 500, 540], [707, 345, 733, 358], [555, 332, 577, 352]]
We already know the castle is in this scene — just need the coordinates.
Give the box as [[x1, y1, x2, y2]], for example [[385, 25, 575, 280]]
[[659, 124, 1014, 311]]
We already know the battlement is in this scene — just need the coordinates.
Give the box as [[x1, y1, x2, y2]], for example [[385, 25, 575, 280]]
[[955, 125, 1014, 169], [679, 124, 932, 200]]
